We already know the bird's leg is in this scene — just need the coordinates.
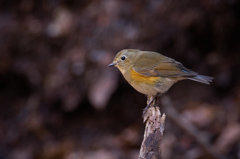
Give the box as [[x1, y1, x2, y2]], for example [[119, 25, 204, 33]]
[[143, 93, 160, 116]]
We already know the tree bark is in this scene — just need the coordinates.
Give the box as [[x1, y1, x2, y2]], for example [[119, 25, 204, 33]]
[[139, 95, 166, 159]]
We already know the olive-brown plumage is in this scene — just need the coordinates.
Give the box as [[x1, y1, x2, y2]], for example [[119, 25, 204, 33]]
[[108, 49, 213, 96]]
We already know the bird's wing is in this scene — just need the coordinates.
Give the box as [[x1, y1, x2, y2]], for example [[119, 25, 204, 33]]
[[133, 53, 197, 77]]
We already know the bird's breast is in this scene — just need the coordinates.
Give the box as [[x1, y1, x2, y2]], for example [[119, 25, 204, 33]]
[[125, 68, 160, 95], [129, 68, 159, 86], [123, 68, 177, 95]]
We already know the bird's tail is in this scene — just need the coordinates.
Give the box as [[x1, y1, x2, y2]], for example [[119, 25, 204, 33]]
[[188, 75, 213, 84]]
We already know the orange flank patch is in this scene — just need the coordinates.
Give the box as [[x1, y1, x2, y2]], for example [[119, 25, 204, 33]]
[[130, 68, 159, 85]]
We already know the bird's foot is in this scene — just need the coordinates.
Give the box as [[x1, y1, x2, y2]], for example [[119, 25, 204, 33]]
[[142, 93, 160, 117]]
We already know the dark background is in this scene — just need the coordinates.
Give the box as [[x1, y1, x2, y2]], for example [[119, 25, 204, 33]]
[[0, 0, 240, 159]]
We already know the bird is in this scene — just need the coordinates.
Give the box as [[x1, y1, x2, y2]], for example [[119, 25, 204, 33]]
[[108, 49, 213, 114]]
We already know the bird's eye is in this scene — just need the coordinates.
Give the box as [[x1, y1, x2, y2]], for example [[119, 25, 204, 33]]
[[121, 56, 126, 61]]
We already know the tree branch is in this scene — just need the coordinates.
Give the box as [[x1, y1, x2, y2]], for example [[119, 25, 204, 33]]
[[139, 95, 166, 159]]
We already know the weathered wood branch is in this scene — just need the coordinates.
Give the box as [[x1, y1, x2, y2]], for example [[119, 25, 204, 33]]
[[139, 95, 166, 159]]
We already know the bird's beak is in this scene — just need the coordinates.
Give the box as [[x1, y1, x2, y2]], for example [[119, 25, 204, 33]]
[[108, 62, 117, 67]]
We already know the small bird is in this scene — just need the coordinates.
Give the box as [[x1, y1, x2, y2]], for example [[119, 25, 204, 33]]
[[108, 49, 213, 114]]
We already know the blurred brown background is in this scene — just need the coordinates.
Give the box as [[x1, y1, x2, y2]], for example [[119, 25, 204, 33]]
[[0, 0, 240, 159]]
